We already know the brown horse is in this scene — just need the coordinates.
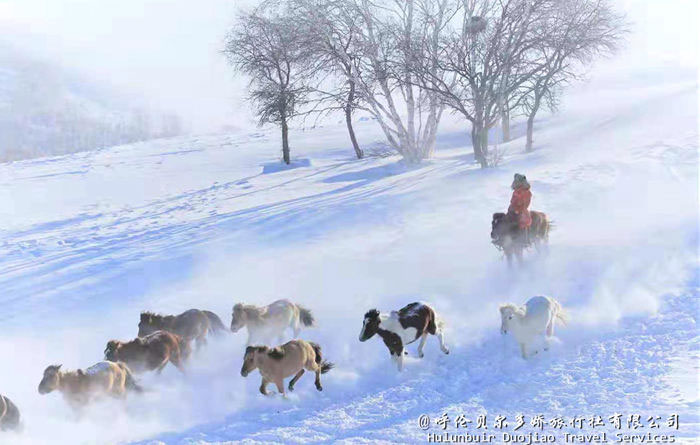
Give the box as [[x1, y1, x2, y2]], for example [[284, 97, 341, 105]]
[[138, 309, 227, 348], [104, 330, 190, 374], [38, 362, 141, 409], [491, 210, 550, 265], [240, 339, 334, 396], [0, 394, 20, 431]]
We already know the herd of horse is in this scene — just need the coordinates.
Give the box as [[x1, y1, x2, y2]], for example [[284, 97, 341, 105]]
[[0, 293, 567, 433], [0, 207, 557, 433]]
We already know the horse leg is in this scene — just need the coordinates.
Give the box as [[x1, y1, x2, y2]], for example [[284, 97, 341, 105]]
[[288, 369, 305, 392], [417, 333, 428, 358], [259, 378, 270, 396], [314, 368, 323, 391], [390, 353, 398, 371], [274, 378, 286, 397], [156, 357, 170, 374], [291, 313, 301, 338], [195, 334, 207, 351], [170, 351, 187, 374], [520, 343, 528, 359], [437, 330, 450, 354]]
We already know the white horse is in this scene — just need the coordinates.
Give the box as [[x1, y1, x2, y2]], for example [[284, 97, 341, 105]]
[[230, 299, 315, 346], [499, 296, 568, 359]]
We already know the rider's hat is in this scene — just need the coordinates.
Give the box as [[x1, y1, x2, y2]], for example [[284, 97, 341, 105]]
[[511, 173, 530, 190]]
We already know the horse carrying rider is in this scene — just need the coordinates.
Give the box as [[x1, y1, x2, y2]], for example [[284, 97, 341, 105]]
[[508, 173, 532, 242]]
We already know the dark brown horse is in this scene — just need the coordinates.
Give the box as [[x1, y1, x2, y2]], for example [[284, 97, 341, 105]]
[[104, 330, 190, 374], [0, 394, 20, 431], [491, 210, 550, 265], [138, 309, 227, 348]]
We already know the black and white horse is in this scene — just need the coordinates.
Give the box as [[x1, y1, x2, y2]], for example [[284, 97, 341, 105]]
[[358, 302, 449, 371]]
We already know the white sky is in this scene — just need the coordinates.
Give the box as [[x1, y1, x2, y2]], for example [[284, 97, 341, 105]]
[[0, 0, 696, 134]]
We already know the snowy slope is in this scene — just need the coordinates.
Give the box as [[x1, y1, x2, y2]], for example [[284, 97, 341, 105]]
[[0, 59, 697, 445]]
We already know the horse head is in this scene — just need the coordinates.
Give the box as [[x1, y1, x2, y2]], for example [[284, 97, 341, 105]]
[[38, 364, 62, 394], [240, 345, 266, 377], [491, 212, 507, 241], [499, 304, 518, 335], [138, 312, 159, 337], [231, 303, 248, 333], [359, 309, 380, 342], [104, 340, 121, 361]]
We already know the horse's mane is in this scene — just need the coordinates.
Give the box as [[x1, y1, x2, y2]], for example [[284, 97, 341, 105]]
[[499, 303, 525, 317], [364, 309, 380, 320], [141, 311, 174, 323], [267, 347, 285, 360], [236, 304, 265, 321]]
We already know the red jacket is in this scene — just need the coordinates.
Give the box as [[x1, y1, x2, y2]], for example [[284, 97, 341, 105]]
[[508, 187, 532, 229]]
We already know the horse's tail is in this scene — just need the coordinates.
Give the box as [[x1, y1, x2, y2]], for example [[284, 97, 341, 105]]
[[436, 317, 446, 333], [544, 215, 552, 240], [309, 342, 334, 373], [298, 305, 315, 327], [428, 306, 445, 335], [426, 306, 439, 335], [551, 298, 568, 326], [203, 310, 227, 335], [119, 363, 143, 393]]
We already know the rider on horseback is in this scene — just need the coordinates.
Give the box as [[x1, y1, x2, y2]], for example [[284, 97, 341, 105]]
[[508, 173, 532, 244]]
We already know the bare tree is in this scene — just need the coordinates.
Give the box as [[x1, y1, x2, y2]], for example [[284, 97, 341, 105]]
[[224, 5, 310, 164], [288, 0, 365, 159], [412, 0, 623, 165], [335, 0, 454, 163], [519, 0, 624, 151], [413, 0, 551, 167]]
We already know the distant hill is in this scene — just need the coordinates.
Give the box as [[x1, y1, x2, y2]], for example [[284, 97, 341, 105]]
[[0, 43, 182, 162]]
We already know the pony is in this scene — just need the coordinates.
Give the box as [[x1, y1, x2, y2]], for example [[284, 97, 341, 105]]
[[38, 361, 142, 410], [104, 330, 190, 374], [240, 339, 333, 396], [0, 394, 20, 432], [491, 210, 550, 265], [499, 295, 568, 358], [138, 308, 227, 348], [231, 299, 315, 346], [358, 302, 449, 371]]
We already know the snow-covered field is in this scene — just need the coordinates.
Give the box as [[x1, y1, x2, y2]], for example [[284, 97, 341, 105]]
[[0, 55, 698, 445]]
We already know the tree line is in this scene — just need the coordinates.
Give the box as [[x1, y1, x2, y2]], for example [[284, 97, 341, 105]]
[[224, 0, 624, 167], [0, 46, 183, 163]]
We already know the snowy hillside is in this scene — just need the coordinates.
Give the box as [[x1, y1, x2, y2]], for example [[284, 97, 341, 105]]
[[0, 60, 697, 445], [0, 44, 181, 162]]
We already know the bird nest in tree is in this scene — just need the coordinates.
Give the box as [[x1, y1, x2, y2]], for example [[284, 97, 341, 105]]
[[466, 16, 487, 33]]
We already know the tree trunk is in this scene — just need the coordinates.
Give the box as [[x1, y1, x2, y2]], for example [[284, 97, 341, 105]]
[[526, 92, 542, 152], [501, 108, 510, 142], [281, 118, 290, 164], [471, 122, 488, 168], [345, 83, 363, 159]]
